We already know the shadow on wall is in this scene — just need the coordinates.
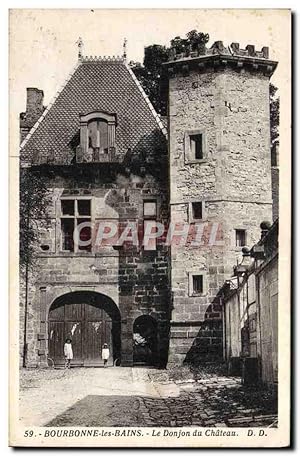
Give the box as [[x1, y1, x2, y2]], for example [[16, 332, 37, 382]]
[[122, 129, 168, 179], [112, 129, 170, 368], [183, 299, 223, 365], [133, 315, 158, 366]]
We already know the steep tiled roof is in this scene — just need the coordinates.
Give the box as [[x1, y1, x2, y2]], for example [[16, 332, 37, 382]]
[[20, 57, 167, 165]]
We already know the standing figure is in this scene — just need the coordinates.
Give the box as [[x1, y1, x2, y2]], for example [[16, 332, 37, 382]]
[[102, 343, 110, 367], [64, 337, 73, 369]]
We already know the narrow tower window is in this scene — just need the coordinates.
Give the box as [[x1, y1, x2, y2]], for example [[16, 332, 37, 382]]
[[192, 275, 203, 294], [190, 134, 203, 159], [192, 202, 203, 220], [235, 229, 246, 247], [184, 129, 206, 163]]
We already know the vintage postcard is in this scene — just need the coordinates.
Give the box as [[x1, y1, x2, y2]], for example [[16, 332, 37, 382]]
[[9, 8, 291, 447]]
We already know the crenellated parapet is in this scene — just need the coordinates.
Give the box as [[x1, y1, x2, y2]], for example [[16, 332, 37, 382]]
[[165, 40, 277, 76], [76, 37, 126, 63], [80, 55, 125, 63]]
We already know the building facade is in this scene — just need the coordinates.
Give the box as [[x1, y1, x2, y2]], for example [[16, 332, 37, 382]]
[[223, 220, 278, 385], [20, 57, 170, 368], [19, 41, 278, 368]]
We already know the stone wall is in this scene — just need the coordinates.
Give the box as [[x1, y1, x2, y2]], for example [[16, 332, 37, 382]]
[[256, 222, 278, 384], [257, 256, 278, 384], [20, 272, 39, 367], [20, 165, 170, 367], [224, 271, 257, 362], [272, 167, 279, 221], [223, 220, 278, 385]]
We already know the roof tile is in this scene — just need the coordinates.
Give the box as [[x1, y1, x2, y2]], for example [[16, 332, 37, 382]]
[[21, 59, 166, 164]]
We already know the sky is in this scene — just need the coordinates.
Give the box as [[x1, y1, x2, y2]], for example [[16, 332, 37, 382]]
[[10, 9, 290, 133]]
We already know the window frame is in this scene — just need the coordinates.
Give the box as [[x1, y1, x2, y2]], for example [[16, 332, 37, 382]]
[[192, 275, 204, 294], [184, 128, 207, 164], [235, 228, 247, 248], [143, 200, 157, 220], [188, 271, 207, 297], [77, 111, 117, 163], [59, 196, 93, 253], [87, 118, 109, 156], [190, 134, 203, 160], [188, 200, 205, 222], [142, 199, 158, 251]]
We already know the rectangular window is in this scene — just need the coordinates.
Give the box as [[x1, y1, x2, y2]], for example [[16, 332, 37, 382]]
[[235, 229, 246, 247], [185, 129, 207, 164], [77, 218, 92, 251], [192, 202, 203, 220], [61, 219, 74, 251], [143, 200, 157, 250], [143, 201, 157, 218], [190, 134, 203, 160], [88, 120, 108, 154], [61, 199, 75, 216], [78, 199, 91, 216], [60, 198, 91, 252], [192, 275, 203, 294]]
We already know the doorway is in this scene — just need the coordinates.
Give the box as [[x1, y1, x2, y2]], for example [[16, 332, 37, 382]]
[[48, 291, 121, 366], [133, 315, 158, 366]]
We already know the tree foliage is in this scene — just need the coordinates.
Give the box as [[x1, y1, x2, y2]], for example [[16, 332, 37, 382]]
[[130, 45, 169, 115], [170, 30, 209, 54], [20, 167, 50, 273], [270, 83, 280, 149], [131, 30, 209, 115]]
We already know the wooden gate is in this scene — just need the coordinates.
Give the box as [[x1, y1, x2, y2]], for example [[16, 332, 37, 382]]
[[48, 301, 113, 366]]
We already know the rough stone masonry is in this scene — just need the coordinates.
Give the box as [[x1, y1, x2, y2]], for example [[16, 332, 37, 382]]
[[165, 41, 277, 365]]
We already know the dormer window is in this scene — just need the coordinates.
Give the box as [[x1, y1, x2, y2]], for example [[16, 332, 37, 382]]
[[88, 119, 109, 156], [76, 111, 117, 163]]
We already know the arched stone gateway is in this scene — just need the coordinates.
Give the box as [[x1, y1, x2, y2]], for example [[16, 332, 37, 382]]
[[48, 291, 121, 366], [133, 315, 158, 367]]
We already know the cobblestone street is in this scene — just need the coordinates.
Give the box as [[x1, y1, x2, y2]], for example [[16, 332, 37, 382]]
[[19, 366, 277, 428], [139, 371, 277, 428]]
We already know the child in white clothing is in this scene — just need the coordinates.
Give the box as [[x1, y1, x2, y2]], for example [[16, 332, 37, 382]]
[[64, 337, 73, 368], [102, 343, 110, 367]]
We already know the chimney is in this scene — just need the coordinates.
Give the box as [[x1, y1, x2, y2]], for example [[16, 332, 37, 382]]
[[26, 88, 44, 117], [20, 88, 44, 144]]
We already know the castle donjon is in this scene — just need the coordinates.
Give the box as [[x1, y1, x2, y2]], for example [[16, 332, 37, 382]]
[[19, 40, 278, 369]]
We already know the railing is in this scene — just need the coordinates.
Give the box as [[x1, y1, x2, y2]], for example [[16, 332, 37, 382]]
[[76, 146, 118, 163]]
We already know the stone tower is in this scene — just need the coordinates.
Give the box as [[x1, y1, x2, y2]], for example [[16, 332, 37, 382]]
[[164, 41, 278, 365]]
